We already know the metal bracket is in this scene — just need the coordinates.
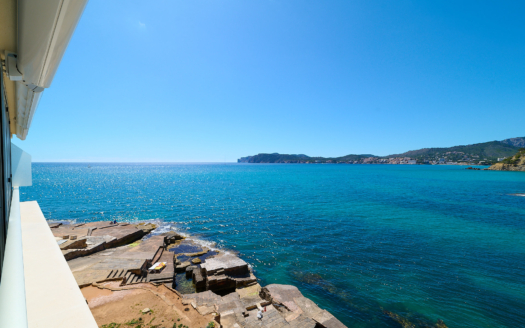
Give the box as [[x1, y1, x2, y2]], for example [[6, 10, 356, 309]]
[[4, 52, 22, 82]]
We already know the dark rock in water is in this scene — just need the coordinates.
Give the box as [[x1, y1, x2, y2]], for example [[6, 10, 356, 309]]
[[383, 310, 416, 328], [291, 270, 351, 301], [192, 268, 206, 291], [186, 265, 197, 278], [465, 167, 480, 170], [383, 310, 448, 328], [293, 271, 324, 284], [163, 231, 184, 246], [435, 319, 448, 328], [176, 261, 191, 273]]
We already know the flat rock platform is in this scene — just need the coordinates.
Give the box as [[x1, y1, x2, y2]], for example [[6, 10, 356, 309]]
[[53, 221, 348, 327]]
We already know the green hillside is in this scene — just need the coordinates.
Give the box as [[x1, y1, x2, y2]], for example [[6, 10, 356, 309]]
[[390, 141, 520, 162], [238, 137, 524, 164]]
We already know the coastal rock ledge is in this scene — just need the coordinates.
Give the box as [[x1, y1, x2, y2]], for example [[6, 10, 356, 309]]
[[53, 221, 348, 327], [486, 148, 525, 171], [486, 163, 525, 171]]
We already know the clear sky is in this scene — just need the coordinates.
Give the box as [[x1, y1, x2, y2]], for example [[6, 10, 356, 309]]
[[15, 0, 525, 162]]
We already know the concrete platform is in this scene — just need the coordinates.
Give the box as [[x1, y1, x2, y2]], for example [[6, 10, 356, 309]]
[[67, 235, 167, 287], [201, 254, 249, 276], [21, 201, 98, 328]]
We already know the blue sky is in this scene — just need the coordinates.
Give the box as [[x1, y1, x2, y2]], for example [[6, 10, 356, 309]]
[[15, 0, 525, 162]]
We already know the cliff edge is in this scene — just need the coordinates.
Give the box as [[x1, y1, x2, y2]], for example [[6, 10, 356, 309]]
[[487, 148, 525, 171]]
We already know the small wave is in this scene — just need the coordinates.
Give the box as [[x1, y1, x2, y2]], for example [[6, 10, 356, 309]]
[[48, 218, 78, 225], [136, 219, 234, 255]]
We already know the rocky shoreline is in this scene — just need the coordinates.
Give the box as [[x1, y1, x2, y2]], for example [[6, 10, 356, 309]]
[[485, 148, 525, 171], [485, 163, 525, 171], [51, 220, 348, 328]]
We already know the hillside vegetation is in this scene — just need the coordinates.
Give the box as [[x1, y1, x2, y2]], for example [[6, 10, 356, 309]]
[[390, 141, 520, 162]]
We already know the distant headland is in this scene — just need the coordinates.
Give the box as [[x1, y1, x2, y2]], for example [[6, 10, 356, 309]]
[[487, 148, 525, 171], [238, 137, 525, 165]]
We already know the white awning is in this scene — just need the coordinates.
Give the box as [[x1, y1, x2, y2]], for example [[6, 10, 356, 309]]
[[5, 0, 88, 140]]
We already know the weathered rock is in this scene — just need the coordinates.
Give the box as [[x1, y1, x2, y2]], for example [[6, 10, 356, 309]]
[[201, 254, 249, 277], [207, 274, 237, 293], [260, 284, 303, 306], [186, 265, 197, 278], [174, 254, 181, 265], [163, 231, 184, 246], [185, 248, 209, 257], [176, 261, 191, 273], [60, 238, 87, 250], [191, 258, 202, 264], [183, 290, 222, 309], [136, 222, 157, 234], [192, 268, 206, 291], [487, 149, 525, 171], [260, 284, 346, 328]]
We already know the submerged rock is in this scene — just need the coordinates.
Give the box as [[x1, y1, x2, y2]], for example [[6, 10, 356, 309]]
[[186, 265, 197, 278], [383, 310, 416, 328], [383, 310, 448, 328]]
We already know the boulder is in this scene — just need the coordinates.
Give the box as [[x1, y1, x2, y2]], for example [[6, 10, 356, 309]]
[[186, 265, 197, 278], [163, 231, 184, 246], [175, 261, 191, 273], [200, 254, 249, 277], [191, 258, 202, 264], [192, 268, 206, 291], [136, 222, 157, 234]]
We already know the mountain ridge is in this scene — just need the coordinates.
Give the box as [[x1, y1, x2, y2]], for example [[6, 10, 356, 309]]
[[238, 137, 525, 164]]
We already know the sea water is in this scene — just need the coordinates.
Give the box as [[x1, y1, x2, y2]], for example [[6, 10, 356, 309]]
[[20, 163, 525, 327]]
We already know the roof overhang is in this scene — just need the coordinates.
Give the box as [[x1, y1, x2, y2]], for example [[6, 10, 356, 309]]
[[1, 0, 88, 140]]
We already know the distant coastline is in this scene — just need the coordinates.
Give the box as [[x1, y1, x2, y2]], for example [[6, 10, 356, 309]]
[[238, 137, 525, 165]]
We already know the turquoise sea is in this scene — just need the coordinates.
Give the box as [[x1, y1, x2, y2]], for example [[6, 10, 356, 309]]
[[20, 163, 525, 327]]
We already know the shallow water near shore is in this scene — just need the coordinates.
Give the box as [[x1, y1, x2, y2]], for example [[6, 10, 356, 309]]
[[21, 163, 525, 327]]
